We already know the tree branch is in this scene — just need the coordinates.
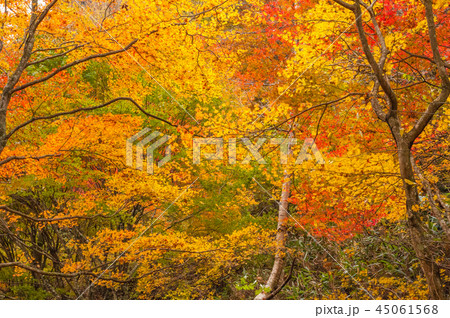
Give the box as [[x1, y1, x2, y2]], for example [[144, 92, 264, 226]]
[[0, 262, 133, 283], [332, 0, 355, 11], [268, 93, 363, 132], [421, 0, 450, 88], [352, 0, 398, 114], [265, 257, 296, 300], [1, 0, 58, 102], [0, 153, 61, 166], [401, 49, 450, 70], [11, 39, 138, 94], [404, 0, 450, 146], [26, 44, 86, 67], [0, 205, 109, 223], [5, 96, 175, 142]]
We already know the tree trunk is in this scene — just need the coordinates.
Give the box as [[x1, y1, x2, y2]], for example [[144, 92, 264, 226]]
[[255, 171, 291, 300], [0, 95, 11, 155], [397, 141, 444, 299]]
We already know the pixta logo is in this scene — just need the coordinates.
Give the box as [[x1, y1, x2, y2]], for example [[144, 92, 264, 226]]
[[126, 128, 171, 174], [193, 137, 324, 165], [126, 129, 325, 174]]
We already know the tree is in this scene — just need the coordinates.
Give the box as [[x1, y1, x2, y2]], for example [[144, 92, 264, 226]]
[[0, 0, 186, 161], [316, 0, 450, 298], [1, 0, 448, 300]]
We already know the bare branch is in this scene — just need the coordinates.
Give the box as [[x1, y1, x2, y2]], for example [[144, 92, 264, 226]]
[[332, 0, 355, 11], [404, 0, 450, 145], [31, 41, 82, 54], [405, 89, 450, 146], [11, 39, 138, 93], [1, 0, 58, 98], [353, 0, 398, 114], [401, 49, 450, 69], [26, 44, 86, 67], [0, 205, 109, 223], [270, 93, 363, 131], [265, 257, 296, 300], [5, 96, 176, 142], [421, 0, 450, 88], [0, 153, 60, 166], [180, 0, 229, 19], [0, 262, 133, 283]]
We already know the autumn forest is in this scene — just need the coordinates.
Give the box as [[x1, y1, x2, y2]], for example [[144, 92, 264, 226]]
[[0, 0, 449, 300]]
